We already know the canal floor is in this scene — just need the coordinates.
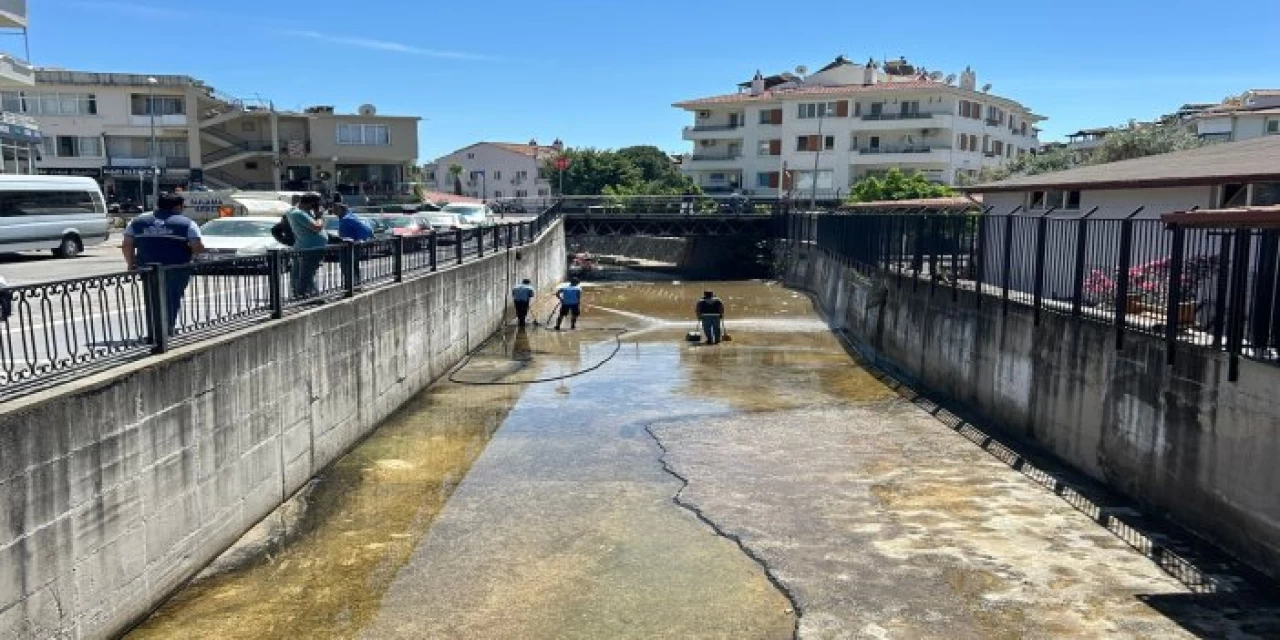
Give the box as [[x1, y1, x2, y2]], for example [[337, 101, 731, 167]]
[[128, 280, 1279, 639]]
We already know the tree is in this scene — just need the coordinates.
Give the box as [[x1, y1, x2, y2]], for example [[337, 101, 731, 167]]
[[448, 163, 463, 196], [847, 168, 954, 203], [541, 146, 696, 196]]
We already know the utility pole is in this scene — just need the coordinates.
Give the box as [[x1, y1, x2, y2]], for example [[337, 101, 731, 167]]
[[147, 77, 159, 208]]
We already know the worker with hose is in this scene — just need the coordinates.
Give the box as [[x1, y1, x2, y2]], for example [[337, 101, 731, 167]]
[[512, 278, 536, 328], [554, 277, 584, 331], [696, 291, 725, 345]]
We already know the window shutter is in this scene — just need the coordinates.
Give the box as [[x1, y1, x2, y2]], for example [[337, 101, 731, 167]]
[[836, 100, 849, 117], [771, 109, 782, 125], [769, 139, 781, 155], [768, 172, 779, 188], [809, 135, 820, 150]]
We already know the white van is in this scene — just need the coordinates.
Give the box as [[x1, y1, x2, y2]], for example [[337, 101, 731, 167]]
[[0, 175, 109, 258]]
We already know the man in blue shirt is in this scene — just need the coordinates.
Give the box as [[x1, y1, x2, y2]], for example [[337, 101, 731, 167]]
[[334, 203, 374, 288], [512, 278, 535, 328], [554, 277, 583, 331], [122, 193, 205, 332], [287, 193, 327, 299]]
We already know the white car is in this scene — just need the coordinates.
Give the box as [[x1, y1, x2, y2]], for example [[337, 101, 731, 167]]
[[440, 203, 493, 227], [197, 216, 287, 259], [422, 212, 476, 244]]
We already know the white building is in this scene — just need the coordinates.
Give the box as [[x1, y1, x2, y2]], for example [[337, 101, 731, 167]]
[[0, 1, 40, 175], [22, 68, 420, 205], [430, 140, 561, 201], [673, 56, 1042, 194], [1193, 90, 1280, 142]]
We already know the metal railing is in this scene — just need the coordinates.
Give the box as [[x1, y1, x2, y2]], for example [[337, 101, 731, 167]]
[[689, 153, 744, 162], [0, 205, 563, 399], [789, 210, 1280, 381], [202, 141, 273, 164], [685, 123, 744, 132], [857, 146, 944, 155], [860, 112, 938, 121]]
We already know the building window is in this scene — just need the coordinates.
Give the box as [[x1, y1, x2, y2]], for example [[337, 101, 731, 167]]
[[245, 161, 259, 170], [1066, 190, 1081, 209], [797, 102, 838, 119], [1220, 183, 1247, 207], [48, 136, 101, 158], [337, 123, 391, 146], [241, 121, 257, 132], [3, 91, 97, 116], [824, 135, 835, 150], [793, 170, 833, 190], [494, 190, 503, 198], [1267, 120, 1280, 134], [132, 95, 185, 116], [1253, 182, 1280, 206], [757, 172, 772, 188], [517, 189, 529, 197], [493, 170, 501, 180], [516, 170, 528, 181], [697, 110, 711, 119], [1028, 190, 1081, 210], [537, 188, 549, 196], [759, 109, 781, 124]]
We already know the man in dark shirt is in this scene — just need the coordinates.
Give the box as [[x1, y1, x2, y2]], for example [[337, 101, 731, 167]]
[[695, 291, 725, 345], [122, 192, 205, 332]]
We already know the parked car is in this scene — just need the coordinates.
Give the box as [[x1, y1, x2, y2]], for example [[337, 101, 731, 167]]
[[421, 212, 476, 244], [441, 203, 494, 228], [197, 216, 286, 259]]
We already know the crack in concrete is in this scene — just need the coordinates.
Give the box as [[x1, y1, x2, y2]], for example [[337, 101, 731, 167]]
[[643, 421, 803, 640]]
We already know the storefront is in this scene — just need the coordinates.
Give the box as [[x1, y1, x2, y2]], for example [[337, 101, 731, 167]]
[[0, 121, 42, 175]]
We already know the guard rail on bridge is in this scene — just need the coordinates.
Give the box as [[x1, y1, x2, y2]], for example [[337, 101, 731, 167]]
[[0, 207, 561, 400]]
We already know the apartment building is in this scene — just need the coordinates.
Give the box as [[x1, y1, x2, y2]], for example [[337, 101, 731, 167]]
[[430, 140, 562, 200], [673, 56, 1042, 193], [1193, 90, 1280, 142], [23, 68, 419, 204], [0, 0, 40, 175]]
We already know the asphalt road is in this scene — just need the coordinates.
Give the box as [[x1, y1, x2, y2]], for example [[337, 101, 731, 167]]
[[0, 241, 129, 285]]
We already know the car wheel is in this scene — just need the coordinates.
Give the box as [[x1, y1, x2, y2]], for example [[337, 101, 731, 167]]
[[52, 235, 82, 259]]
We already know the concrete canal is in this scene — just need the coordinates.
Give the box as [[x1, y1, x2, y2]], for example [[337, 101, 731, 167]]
[[126, 279, 1277, 639]]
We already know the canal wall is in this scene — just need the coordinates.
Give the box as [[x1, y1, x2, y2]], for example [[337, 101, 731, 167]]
[[0, 222, 566, 639], [785, 244, 1280, 583]]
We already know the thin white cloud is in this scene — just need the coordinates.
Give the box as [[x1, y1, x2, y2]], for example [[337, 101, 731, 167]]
[[69, 1, 188, 20], [278, 29, 494, 61]]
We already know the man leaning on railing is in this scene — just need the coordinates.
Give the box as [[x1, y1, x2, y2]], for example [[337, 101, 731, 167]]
[[334, 203, 374, 288], [121, 193, 205, 334]]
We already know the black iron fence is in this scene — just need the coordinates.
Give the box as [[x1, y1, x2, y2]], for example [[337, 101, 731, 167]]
[[789, 210, 1280, 381], [0, 206, 563, 399]]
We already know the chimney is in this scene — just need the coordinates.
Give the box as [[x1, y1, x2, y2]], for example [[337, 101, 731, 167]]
[[864, 58, 878, 85], [960, 66, 977, 91], [552, 138, 564, 151], [750, 70, 765, 97]]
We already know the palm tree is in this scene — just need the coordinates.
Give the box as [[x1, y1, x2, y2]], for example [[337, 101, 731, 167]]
[[448, 164, 464, 196]]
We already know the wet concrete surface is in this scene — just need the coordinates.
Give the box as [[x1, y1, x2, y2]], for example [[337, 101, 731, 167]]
[[127, 279, 1280, 639]]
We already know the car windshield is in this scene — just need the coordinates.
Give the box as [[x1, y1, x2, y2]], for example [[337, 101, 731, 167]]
[[443, 205, 484, 217], [201, 219, 276, 237], [426, 215, 458, 226]]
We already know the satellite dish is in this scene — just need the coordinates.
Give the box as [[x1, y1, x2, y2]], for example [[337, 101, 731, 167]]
[[944, 74, 956, 85], [981, 83, 992, 93], [358, 104, 377, 116], [795, 65, 808, 76], [929, 71, 944, 81]]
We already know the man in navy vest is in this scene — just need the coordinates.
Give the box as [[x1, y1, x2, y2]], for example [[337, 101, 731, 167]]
[[122, 192, 204, 333]]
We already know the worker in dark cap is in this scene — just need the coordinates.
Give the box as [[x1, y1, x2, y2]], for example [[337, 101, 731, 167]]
[[695, 291, 725, 345]]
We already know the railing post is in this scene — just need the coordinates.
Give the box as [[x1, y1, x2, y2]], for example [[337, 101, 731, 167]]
[[1225, 228, 1252, 382], [455, 229, 464, 264], [393, 236, 405, 283], [1001, 212, 1015, 315], [476, 226, 485, 258], [1031, 209, 1052, 326], [1070, 208, 1097, 317], [429, 233, 438, 272], [506, 223, 513, 249], [144, 266, 169, 354], [1114, 207, 1143, 351], [267, 249, 283, 319], [1211, 232, 1233, 348], [341, 243, 356, 297], [1164, 223, 1187, 365]]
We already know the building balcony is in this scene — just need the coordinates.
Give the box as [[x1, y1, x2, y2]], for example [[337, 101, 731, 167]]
[[985, 118, 1002, 126], [852, 146, 952, 163], [129, 114, 188, 128], [683, 124, 744, 140], [0, 0, 27, 29], [855, 113, 953, 131], [687, 153, 743, 167], [0, 53, 32, 87], [107, 156, 191, 169]]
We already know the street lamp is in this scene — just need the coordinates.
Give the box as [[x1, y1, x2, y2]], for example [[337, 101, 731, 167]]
[[810, 102, 825, 210], [147, 77, 158, 208]]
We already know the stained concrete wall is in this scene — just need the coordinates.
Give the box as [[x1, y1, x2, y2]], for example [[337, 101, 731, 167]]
[[786, 244, 1280, 582], [0, 222, 565, 639]]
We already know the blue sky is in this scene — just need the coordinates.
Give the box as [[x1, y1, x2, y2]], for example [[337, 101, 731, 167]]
[[33, 0, 1280, 162]]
